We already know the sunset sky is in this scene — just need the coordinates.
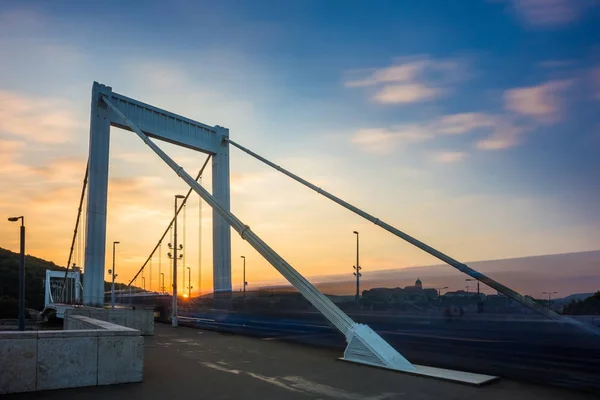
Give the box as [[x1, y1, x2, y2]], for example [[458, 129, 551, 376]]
[[1, 1, 599, 295]]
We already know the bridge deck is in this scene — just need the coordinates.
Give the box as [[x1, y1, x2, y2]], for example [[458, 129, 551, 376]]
[[9, 323, 596, 400]]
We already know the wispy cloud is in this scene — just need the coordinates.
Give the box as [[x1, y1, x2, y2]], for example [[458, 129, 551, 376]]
[[475, 123, 527, 150], [344, 55, 466, 105], [372, 83, 441, 104], [434, 112, 497, 135], [351, 125, 433, 154], [431, 151, 468, 163], [503, 0, 591, 28], [503, 79, 572, 124], [0, 91, 84, 143], [353, 111, 527, 155]]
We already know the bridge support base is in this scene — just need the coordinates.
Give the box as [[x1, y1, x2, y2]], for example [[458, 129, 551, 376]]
[[343, 323, 415, 371], [341, 323, 498, 386]]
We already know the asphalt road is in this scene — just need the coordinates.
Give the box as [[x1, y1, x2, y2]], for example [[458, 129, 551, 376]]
[[7, 324, 597, 400], [177, 310, 600, 393]]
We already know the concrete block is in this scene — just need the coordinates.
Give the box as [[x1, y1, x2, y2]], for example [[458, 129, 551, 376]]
[[37, 336, 98, 390], [0, 337, 37, 394], [38, 329, 98, 338], [107, 311, 128, 327], [88, 309, 109, 321], [97, 336, 144, 385], [0, 331, 37, 339]]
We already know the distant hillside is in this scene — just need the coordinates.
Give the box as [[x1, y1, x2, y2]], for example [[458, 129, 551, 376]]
[[0, 247, 67, 312], [553, 293, 596, 307], [0, 247, 134, 315]]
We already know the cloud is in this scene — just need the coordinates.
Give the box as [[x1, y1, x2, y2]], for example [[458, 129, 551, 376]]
[[504, 0, 590, 28], [372, 84, 441, 104], [345, 59, 428, 87], [0, 91, 84, 143], [0, 139, 26, 164], [503, 79, 572, 123], [431, 151, 468, 163], [352, 111, 529, 155], [344, 55, 466, 105], [434, 112, 497, 135], [351, 125, 433, 154], [475, 123, 526, 150]]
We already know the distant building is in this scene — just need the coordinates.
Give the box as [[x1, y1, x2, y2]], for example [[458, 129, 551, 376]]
[[362, 278, 437, 305]]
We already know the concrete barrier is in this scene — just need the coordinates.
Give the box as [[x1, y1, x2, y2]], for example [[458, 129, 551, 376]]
[[65, 307, 154, 335], [0, 316, 143, 395]]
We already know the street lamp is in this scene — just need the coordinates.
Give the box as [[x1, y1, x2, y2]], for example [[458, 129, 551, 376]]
[[434, 286, 448, 298], [111, 241, 120, 308], [8, 216, 25, 331], [142, 276, 146, 291], [352, 231, 361, 301], [241, 255, 247, 297], [542, 291, 558, 309], [187, 267, 192, 299], [170, 194, 185, 327], [160, 272, 165, 294], [466, 278, 480, 296]]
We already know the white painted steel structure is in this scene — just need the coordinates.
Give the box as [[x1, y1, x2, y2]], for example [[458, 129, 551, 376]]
[[45, 269, 81, 308], [83, 82, 498, 381], [84, 82, 231, 307], [96, 87, 425, 376]]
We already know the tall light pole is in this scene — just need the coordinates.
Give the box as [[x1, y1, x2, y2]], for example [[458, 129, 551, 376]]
[[169, 194, 185, 327], [352, 231, 361, 301], [434, 286, 448, 298], [160, 272, 165, 293], [241, 255, 246, 297], [542, 291, 558, 309], [111, 241, 120, 308], [187, 267, 192, 299], [466, 278, 479, 296], [142, 276, 146, 291], [8, 216, 25, 331]]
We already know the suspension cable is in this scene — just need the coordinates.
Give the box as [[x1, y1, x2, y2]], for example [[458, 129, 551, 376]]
[[102, 94, 355, 336], [59, 161, 89, 302], [126, 154, 211, 287], [226, 138, 564, 321], [198, 176, 203, 296]]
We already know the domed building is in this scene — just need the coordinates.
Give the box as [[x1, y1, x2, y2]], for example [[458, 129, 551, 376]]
[[361, 277, 437, 307]]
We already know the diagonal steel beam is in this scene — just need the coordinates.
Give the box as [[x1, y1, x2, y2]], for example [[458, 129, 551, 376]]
[[101, 94, 421, 374], [226, 139, 563, 320]]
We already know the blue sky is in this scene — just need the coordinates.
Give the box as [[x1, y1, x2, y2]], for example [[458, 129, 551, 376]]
[[0, 0, 599, 293]]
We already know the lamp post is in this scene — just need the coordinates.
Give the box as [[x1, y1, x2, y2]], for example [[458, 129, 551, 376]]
[[169, 194, 185, 327], [111, 241, 120, 308], [352, 231, 361, 301], [434, 286, 448, 298], [241, 255, 246, 297], [466, 278, 479, 296], [187, 267, 192, 299], [142, 277, 146, 291], [160, 272, 165, 294], [542, 291, 558, 309], [8, 216, 25, 331]]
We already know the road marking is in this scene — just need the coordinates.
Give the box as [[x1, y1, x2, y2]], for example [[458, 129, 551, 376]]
[[201, 362, 241, 375], [199, 361, 403, 399], [283, 376, 401, 400], [247, 372, 304, 393]]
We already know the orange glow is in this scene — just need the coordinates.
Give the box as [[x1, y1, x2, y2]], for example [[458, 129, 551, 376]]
[[182, 293, 188, 298]]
